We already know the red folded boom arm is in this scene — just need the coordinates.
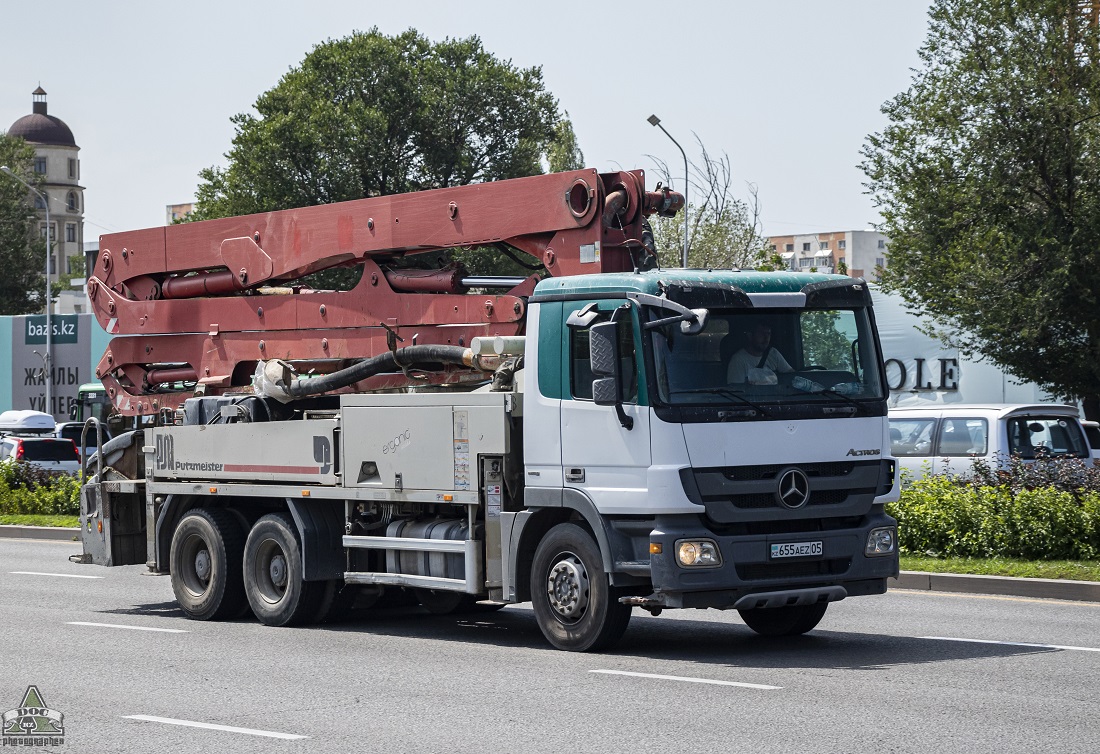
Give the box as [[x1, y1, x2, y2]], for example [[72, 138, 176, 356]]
[[88, 169, 682, 416]]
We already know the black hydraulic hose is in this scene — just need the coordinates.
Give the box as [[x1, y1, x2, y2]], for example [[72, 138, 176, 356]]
[[287, 345, 473, 398]]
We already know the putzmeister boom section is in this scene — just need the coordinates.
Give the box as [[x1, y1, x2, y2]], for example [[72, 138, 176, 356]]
[[88, 169, 681, 416]]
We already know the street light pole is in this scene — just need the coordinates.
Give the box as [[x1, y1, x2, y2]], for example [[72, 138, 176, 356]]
[[647, 114, 689, 267], [2, 165, 52, 417]]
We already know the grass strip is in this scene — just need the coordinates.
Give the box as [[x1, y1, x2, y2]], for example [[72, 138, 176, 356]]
[[901, 555, 1100, 582], [0, 514, 80, 528]]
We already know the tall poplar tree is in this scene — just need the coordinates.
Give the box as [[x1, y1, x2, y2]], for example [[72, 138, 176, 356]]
[[862, 1, 1100, 417]]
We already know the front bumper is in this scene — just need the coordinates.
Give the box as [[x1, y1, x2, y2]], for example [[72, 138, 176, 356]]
[[632, 510, 899, 610]]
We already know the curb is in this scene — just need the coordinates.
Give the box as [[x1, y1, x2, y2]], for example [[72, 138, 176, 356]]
[[891, 570, 1100, 603], [1, 527, 1098, 603], [0, 525, 80, 542]]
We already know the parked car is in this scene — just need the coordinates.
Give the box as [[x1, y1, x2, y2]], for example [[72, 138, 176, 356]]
[[889, 404, 1091, 482], [1082, 420, 1100, 464], [55, 421, 111, 461], [0, 410, 80, 474]]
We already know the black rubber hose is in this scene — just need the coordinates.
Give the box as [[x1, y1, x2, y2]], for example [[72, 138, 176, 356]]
[[287, 345, 472, 398]]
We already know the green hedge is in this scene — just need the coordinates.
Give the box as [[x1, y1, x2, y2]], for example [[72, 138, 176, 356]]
[[887, 474, 1100, 560], [0, 462, 81, 516]]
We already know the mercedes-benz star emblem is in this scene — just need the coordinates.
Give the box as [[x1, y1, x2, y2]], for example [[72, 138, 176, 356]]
[[776, 468, 811, 509]]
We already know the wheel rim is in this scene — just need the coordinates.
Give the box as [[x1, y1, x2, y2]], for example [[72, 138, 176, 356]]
[[253, 538, 289, 606], [179, 533, 212, 597], [545, 551, 590, 623]]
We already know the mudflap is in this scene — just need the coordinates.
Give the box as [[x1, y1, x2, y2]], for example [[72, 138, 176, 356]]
[[77, 481, 146, 567]]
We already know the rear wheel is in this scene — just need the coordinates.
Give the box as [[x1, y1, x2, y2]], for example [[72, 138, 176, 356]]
[[738, 602, 828, 637], [412, 589, 502, 615], [312, 581, 363, 624], [170, 508, 246, 621], [414, 589, 473, 615], [530, 523, 631, 652], [243, 513, 320, 626]]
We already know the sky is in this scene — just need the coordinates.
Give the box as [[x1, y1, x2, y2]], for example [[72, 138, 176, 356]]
[[0, 0, 932, 241]]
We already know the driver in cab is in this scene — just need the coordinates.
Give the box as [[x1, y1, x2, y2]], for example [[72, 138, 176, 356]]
[[728, 323, 793, 385]]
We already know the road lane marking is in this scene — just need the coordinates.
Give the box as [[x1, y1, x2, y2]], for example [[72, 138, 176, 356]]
[[892, 589, 1100, 608], [922, 636, 1100, 653], [590, 670, 781, 690], [10, 571, 103, 579], [68, 622, 187, 634], [124, 715, 307, 740]]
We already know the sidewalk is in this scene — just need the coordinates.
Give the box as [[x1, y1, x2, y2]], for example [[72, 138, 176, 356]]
[[4, 525, 1099, 603], [0, 525, 80, 541], [890, 570, 1100, 603]]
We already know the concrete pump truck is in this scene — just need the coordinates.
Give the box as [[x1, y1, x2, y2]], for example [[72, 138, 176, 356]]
[[75, 168, 898, 651]]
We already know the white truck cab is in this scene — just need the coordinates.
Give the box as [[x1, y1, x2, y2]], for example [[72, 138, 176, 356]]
[[889, 403, 1091, 481]]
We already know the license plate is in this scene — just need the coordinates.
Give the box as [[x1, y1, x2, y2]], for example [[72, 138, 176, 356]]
[[770, 541, 823, 559]]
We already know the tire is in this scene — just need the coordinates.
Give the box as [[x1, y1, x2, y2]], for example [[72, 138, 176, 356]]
[[738, 602, 828, 637], [170, 508, 246, 621], [414, 588, 473, 615], [243, 513, 321, 627], [412, 589, 500, 615], [530, 523, 631, 652], [311, 580, 361, 624]]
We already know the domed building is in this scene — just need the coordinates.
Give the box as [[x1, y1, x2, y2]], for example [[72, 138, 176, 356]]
[[7, 86, 85, 313]]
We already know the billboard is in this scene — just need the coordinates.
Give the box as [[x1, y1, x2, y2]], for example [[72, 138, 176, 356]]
[[0, 314, 110, 420]]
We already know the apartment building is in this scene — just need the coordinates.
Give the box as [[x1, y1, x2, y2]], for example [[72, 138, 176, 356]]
[[766, 230, 888, 279]]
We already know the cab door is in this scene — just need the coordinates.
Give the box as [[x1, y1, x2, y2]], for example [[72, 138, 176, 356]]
[[559, 302, 651, 514]]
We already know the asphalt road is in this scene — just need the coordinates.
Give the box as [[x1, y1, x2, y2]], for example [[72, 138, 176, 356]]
[[2, 538, 1098, 754]]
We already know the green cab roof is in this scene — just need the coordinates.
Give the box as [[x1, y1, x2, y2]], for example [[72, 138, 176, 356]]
[[531, 269, 855, 298]]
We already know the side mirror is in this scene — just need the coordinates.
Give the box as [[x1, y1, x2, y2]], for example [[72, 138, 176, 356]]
[[588, 321, 633, 429], [592, 377, 619, 406], [588, 321, 619, 380], [69, 406, 77, 420]]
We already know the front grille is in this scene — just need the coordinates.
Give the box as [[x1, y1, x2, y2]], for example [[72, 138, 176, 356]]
[[728, 489, 852, 509], [737, 558, 850, 581], [729, 493, 775, 509], [723, 462, 856, 482], [709, 516, 865, 537]]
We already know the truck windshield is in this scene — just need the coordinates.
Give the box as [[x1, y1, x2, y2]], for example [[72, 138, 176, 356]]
[[651, 307, 885, 406], [77, 385, 112, 424]]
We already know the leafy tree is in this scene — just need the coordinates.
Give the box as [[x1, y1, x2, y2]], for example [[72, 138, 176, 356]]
[[193, 28, 567, 221], [862, 0, 1100, 418], [0, 134, 47, 315], [801, 311, 855, 371], [547, 111, 584, 172], [647, 138, 774, 270]]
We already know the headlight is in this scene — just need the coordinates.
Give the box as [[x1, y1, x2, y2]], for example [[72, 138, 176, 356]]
[[676, 539, 722, 567], [865, 527, 896, 556]]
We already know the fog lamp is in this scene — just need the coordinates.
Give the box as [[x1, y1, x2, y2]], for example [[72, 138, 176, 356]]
[[676, 539, 721, 567], [865, 527, 896, 556]]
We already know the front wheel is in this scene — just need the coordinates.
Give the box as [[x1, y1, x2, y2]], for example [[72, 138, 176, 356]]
[[530, 523, 630, 652], [738, 602, 828, 637]]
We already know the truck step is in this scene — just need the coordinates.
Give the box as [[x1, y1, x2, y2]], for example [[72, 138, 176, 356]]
[[343, 572, 468, 591]]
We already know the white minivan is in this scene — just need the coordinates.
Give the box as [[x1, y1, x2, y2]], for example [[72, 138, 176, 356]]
[[888, 404, 1092, 481]]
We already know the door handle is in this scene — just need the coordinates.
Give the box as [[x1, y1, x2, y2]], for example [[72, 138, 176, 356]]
[[565, 468, 585, 483]]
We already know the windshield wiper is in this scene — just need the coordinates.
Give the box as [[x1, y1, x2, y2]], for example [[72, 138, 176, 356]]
[[669, 388, 772, 418], [808, 386, 872, 415]]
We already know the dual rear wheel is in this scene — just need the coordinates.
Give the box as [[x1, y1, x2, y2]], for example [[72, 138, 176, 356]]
[[170, 510, 328, 626]]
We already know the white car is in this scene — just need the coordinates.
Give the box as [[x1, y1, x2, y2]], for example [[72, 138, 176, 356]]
[[1082, 420, 1100, 464], [889, 404, 1091, 481], [0, 410, 81, 474]]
